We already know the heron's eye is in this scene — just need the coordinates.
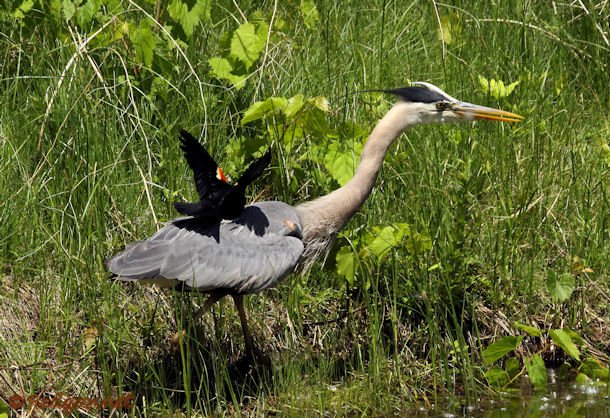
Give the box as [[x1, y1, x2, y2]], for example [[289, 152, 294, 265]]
[[435, 101, 450, 111]]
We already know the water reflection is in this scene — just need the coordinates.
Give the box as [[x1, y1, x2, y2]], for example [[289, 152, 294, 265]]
[[414, 370, 609, 417]]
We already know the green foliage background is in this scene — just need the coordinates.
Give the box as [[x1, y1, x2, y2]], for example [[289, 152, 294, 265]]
[[0, 0, 608, 415]]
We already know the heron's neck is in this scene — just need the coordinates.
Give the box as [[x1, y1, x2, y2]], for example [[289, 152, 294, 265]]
[[295, 102, 417, 233]]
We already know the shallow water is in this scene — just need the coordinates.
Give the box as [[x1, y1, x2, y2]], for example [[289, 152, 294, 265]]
[[415, 370, 610, 417]]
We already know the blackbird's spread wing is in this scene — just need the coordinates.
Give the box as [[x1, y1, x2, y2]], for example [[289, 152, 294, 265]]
[[219, 147, 273, 219], [173, 201, 206, 217], [236, 147, 272, 187], [175, 129, 231, 217], [178, 129, 231, 201], [175, 130, 272, 220]]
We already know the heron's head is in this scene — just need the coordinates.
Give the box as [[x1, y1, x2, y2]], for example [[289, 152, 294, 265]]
[[383, 82, 523, 125]]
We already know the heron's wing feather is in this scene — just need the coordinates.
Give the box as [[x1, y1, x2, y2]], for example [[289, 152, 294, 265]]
[[108, 202, 304, 294], [159, 225, 303, 293]]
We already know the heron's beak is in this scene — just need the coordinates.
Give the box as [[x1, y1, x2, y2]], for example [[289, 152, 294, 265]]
[[452, 102, 524, 123]]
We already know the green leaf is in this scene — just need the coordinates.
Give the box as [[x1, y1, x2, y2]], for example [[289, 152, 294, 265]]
[[437, 14, 456, 44], [62, 0, 76, 20], [208, 56, 233, 79], [300, 0, 319, 29], [243, 99, 270, 123], [241, 97, 287, 124], [231, 22, 266, 70], [20, 0, 34, 12], [208, 57, 247, 88], [549, 329, 580, 361], [427, 263, 441, 272], [309, 96, 331, 112], [482, 336, 523, 365], [336, 246, 357, 285], [336, 121, 369, 141], [130, 21, 157, 67], [546, 270, 575, 302], [75, 0, 101, 29], [485, 365, 509, 388], [0, 398, 11, 418], [524, 354, 547, 390], [562, 327, 584, 346], [300, 107, 329, 137], [167, 0, 211, 38], [514, 322, 542, 337], [363, 223, 418, 260], [284, 94, 306, 118], [368, 226, 401, 260], [581, 356, 609, 380], [263, 97, 288, 114], [249, 10, 266, 25], [505, 357, 521, 380], [324, 141, 363, 186], [478, 76, 520, 99], [254, 18, 270, 44], [12, 0, 34, 19], [92, 16, 128, 48], [48, 0, 63, 19], [149, 76, 170, 101], [403, 228, 432, 255]]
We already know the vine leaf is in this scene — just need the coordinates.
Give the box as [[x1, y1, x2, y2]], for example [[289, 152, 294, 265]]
[[241, 97, 287, 124], [549, 329, 581, 361], [12, 0, 34, 19], [514, 322, 542, 337], [130, 21, 157, 66], [482, 336, 523, 365], [167, 0, 211, 38], [478, 76, 520, 99], [546, 270, 575, 302], [484, 365, 508, 388], [284, 94, 306, 118], [336, 246, 357, 285], [437, 14, 461, 44], [62, 0, 76, 21], [324, 142, 363, 186], [300, 0, 319, 29], [368, 226, 401, 260], [524, 354, 547, 390], [208, 57, 247, 89], [76, 0, 102, 30], [231, 22, 266, 70]]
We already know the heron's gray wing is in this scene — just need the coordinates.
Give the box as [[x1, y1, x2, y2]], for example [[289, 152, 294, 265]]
[[107, 202, 304, 294]]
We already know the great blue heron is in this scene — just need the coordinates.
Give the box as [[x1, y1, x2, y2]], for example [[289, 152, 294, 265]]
[[173, 129, 272, 221], [108, 82, 523, 357]]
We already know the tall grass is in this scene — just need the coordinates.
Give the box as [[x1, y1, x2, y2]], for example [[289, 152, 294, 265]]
[[1, 0, 608, 415]]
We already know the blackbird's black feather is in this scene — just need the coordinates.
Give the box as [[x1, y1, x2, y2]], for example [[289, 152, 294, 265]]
[[174, 129, 271, 221]]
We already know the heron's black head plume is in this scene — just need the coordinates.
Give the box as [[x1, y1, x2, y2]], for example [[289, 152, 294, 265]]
[[383, 86, 449, 103], [360, 82, 452, 104]]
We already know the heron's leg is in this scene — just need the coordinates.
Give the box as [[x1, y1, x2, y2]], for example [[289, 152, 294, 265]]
[[193, 291, 225, 323], [232, 294, 255, 357], [174, 292, 226, 349]]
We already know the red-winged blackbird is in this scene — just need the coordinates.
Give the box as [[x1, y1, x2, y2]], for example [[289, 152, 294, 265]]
[[174, 129, 271, 221]]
